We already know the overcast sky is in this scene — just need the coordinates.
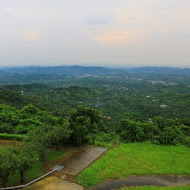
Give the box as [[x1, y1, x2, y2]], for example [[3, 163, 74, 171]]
[[0, 0, 190, 67]]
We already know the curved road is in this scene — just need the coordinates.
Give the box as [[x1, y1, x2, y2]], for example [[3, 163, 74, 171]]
[[93, 176, 190, 190]]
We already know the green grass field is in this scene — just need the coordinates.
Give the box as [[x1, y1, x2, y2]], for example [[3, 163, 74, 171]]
[[77, 143, 190, 188], [121, 186, 190, 190]]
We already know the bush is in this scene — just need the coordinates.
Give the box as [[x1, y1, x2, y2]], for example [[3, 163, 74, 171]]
[[117, 120, 144, 143], [0, 133, 27, 141], [159, 126, 185, 145], [116, 117, 187, 146], [87, 132, 120, 147]]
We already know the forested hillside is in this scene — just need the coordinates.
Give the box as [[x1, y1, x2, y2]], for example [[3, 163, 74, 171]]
[[0, 66, 190, 122], [0, 66, 190, 188]]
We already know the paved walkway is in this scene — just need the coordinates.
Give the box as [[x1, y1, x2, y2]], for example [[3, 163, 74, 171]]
[[22, 145, 107, 190], [23, 176, 84, 190], [60, 145, 107, 175], [93, 176, 190, 190]]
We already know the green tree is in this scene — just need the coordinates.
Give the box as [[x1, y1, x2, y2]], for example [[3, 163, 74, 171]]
[[0, 149, 18, 187], [117, 119, 144, 143], [49, 122, 72, 149], [69, 105, 104, 146], [0, 104, 19, 133], [11, 145, 37, 183], [27, 123, 71, 161], [27, 127, 50, 162]]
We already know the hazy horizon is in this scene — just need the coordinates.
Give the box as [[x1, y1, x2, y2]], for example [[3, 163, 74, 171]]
[[0, 64, 190, 70], [0, 0, 190, 67]]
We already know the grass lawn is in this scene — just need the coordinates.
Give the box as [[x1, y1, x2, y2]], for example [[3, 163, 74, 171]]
[[46, 149, 68, 162], [77, 143, 190, 188], [121, 186, 190, 190]]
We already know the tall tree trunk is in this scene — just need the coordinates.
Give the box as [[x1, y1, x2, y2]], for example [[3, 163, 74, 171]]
[[2, 181, 7, 188], [56, 144, 59, 150], [2, 176, 8, 187], [20, 169, 26, 183], [40, 151, 46, 162], [2, 182, 6, 188]]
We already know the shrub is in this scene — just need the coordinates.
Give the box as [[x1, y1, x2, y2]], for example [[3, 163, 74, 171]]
[[0, 133, 27, 141], [87, 132, 120, 147], [117, 119, 144, 143]]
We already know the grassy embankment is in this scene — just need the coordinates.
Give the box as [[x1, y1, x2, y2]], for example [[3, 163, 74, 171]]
[[77, 143, 190, 188], [0, 140, 68, 186]]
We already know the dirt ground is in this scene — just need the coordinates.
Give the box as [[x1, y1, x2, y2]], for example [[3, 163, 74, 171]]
[[0, 139, 20, 148]]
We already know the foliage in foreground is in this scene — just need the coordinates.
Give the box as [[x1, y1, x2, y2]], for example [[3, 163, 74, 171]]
[[0, 103, 190, 187], [77, 143, 190, 188], [0, 139, 68, 186], [0, 123, 71, 187], [7, 149, 68, 186]]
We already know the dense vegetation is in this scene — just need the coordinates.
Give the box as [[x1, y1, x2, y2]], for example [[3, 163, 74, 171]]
[[0, 104, 189, 147], [0, 67, 190, 122], [0, 66, 190, 188]]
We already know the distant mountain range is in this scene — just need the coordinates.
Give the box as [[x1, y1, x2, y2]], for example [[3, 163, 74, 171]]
[[128, 66, 190, 75], [0, 65, 125, 75], [0, 65, 190, 75]]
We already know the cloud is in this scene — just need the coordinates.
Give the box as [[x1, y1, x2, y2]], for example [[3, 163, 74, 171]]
[[95, 30, 146, 45], [0, 0, 190, 67], [22, 29, 41, 42], [83, 15, 113, 25], [1, 6, 40, 19]]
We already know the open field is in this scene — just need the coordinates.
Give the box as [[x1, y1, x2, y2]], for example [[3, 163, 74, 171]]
[[77, 143, 190, 188]]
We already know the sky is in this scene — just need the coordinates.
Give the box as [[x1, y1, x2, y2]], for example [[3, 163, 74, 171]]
[[0, 0, 190, 67]]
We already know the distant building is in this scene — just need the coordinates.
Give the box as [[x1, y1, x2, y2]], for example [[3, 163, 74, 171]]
[[160, 104, 168, 108]]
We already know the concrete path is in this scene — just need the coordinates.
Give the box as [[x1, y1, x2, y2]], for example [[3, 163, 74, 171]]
[[23, 176, 84, 190], [93, 176, 190, 190], [60, 145, 107, 176], [22, 145, 107, 190]]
